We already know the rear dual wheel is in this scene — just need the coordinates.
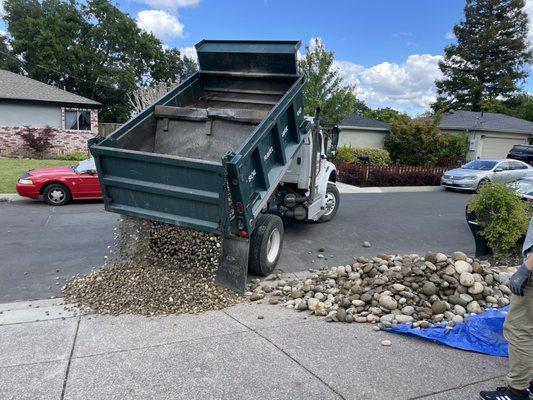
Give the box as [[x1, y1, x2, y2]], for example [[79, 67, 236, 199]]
[[248, 214, 284, 276]]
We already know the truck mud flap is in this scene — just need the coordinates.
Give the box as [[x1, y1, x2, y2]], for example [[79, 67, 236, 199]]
[[216, 236, 250, 293]]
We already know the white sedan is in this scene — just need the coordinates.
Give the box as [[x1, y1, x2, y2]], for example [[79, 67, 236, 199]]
[[441, 159, 533, 192]]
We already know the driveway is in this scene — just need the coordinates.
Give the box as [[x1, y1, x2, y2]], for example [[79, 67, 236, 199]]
[[0, 190, 474, 302]]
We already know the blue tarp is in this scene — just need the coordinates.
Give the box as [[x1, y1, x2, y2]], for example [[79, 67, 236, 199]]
[[388, 307, 509, 357]]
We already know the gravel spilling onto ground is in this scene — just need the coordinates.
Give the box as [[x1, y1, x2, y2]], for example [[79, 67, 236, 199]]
[[246, 251, 515, 328], [62, 218, 240, 315]]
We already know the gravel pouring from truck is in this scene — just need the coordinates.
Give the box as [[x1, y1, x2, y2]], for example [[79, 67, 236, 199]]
[[89, 40, 339, 292]]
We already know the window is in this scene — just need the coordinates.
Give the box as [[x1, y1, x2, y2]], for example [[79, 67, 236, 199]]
[[65, 110, 91, 131], [511, 161, 528, 170]]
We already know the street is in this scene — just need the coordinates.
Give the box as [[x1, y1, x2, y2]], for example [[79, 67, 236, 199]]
[[0, 189, 473, 302]]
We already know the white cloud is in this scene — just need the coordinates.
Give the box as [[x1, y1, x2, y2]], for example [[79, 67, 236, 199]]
[[333, 54, 443, 115], [445, 30, 456, 40], [180, 45, 197, 62], [140, 0, 199, 11], [137, 10, 184, 41], [525, 0, 533, 46]]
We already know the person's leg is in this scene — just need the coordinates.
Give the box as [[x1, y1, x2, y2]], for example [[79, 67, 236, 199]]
[[504, 280, 533, 391], [480, 280, 532, 400]]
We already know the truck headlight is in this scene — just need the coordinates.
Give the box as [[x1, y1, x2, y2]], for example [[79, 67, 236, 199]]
[[18, 178, 33, 185]]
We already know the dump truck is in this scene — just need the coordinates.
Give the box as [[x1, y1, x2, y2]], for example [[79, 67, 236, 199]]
[[89, 40, 340, 292]]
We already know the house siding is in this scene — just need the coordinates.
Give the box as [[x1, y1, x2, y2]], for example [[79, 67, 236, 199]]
[[441, 128, 530, 160], [0, 103, 62, 128], [338, 127, 387, 149], [0, 108, 99, 158]]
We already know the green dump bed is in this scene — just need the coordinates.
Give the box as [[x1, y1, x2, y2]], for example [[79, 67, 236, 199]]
[[89, 40, 309, 236]]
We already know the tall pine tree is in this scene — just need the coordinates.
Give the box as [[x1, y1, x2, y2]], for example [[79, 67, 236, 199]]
[[434, 0, 532, 112]]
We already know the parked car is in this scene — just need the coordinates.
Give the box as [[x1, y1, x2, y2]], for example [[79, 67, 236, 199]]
[[16, 158, 102, 205], [441, 158, 533, 192], [507, 144, 533, 165], [510, 177, 533, 201]]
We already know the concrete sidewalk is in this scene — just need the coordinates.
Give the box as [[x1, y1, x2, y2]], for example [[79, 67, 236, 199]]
[[0, 299, 508, 400]]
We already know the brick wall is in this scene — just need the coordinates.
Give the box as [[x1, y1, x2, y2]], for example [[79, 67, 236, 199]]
[[0, 108, 99, 158]]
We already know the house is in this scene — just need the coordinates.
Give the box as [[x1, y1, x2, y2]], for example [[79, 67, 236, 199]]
[[337, 114, 390, 149], [0, 70, 101, 157], [439, 110, 533, 160]]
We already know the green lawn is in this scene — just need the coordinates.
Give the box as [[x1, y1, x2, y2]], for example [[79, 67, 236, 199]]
[[0, 157, 74, 193]]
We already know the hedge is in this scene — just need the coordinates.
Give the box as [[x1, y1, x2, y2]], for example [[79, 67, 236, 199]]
[[334, 146, 390, 166]]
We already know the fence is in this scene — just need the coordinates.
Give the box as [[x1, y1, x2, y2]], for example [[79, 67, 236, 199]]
[[337, 162, 461, 187], [98, 123, 122, 138]]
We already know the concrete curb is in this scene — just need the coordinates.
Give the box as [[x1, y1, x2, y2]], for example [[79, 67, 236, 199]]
[[0, 193, 25, 202], [336, 182, 444, 194]]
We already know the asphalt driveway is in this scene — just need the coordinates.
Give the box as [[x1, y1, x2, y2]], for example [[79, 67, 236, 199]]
[[0, 190, 474, 302]]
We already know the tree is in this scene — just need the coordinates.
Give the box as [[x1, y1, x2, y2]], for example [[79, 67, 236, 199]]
[[434, 0, 532, 112], [364, 107, 410, 124], [0, 34, 21, 72], [385, 117, 468, 165], [299, 38, 357, 126], [3, 0, 197, 122]]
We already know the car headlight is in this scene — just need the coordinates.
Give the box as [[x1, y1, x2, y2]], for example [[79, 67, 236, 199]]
[[463, 176, 477, 180], [18, 178, 33, 185]]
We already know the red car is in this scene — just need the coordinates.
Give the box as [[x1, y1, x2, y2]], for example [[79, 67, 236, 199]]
[[16, 158, 102, 206]]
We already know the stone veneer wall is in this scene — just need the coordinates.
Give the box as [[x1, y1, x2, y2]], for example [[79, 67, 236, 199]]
[[0, 108, 99, 158]]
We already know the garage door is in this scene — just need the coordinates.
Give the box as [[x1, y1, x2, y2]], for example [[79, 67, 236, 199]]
[[480, 137, 528, 158]]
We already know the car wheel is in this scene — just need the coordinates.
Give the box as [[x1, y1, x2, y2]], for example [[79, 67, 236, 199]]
[[477, 179, 490, 192], [43, 183, 71, 206], [319, 183, 340, 222], [248, 214, 284, 276]]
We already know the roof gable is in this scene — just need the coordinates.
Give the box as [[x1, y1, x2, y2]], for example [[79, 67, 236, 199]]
[[439, 110, 533, 134], [340, 114, 390, 130], [0, 70, 101, 107]]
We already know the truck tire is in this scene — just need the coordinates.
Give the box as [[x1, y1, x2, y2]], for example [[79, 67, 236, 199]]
[[248, 214, 284, 276], [319, 183, 340, 222], [43, 183, 71, 206]]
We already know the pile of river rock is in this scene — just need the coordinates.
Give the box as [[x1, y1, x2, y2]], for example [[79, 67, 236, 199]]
[[247, 251, 515, 328], [62, 218, 240, 315]]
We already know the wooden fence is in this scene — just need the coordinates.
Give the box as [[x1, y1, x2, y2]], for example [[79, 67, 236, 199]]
[[98, 123, 122, 138]]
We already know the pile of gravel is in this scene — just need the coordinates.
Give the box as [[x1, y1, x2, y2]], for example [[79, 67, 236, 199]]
[[247, 251, 515, 328], [62, 218, 240, 315]]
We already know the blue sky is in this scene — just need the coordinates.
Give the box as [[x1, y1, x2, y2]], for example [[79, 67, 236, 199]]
[[2, 0, 533, 114]]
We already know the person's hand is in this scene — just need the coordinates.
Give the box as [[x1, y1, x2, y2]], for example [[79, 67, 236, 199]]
[[509, 264, 531, 296]]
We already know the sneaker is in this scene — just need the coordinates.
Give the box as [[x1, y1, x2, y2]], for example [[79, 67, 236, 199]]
[[479, 386, 530, 400]]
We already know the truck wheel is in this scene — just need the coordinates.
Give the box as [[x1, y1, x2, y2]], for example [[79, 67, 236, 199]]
[[43, 183, 71, 206], [248, 214, 284, 276], [320, 183, 340, 222]]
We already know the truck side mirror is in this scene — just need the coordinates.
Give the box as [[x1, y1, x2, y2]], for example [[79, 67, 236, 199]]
[[329, 126, 339, 153]]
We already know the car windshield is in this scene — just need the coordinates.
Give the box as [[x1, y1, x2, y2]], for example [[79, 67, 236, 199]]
[[461, 160, 497, 171], [74, 158, 96, 174], [513, 180, 533, 196]]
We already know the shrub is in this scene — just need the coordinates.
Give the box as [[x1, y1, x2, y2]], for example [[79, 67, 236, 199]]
[[62, 151, 89, 161], [385, 117, 467, 166], [334, 146, 390, 166], [470, 181, 530, 256], [17, 126, 55, 159], [336, 162, 444, 187]]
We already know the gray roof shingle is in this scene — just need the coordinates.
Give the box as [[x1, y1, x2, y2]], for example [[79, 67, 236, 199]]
[[439, 110, 533, 135], [340, 114, 390, 130], [0, 70, 101, 107]]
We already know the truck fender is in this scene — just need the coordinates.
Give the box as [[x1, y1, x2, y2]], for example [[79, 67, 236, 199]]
[[316, 161, 337, 202]]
